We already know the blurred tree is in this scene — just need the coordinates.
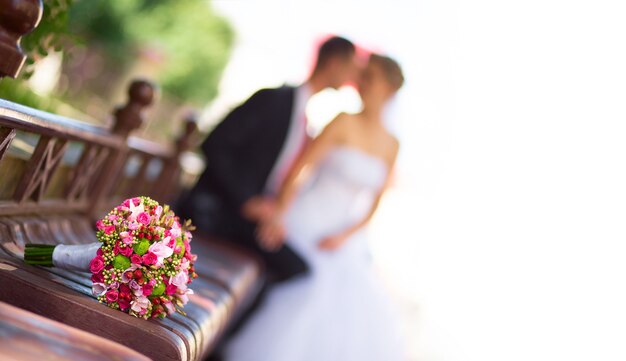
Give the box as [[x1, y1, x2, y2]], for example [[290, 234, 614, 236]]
[[68, 0, 234, 105], [20, 0, 75, 78]]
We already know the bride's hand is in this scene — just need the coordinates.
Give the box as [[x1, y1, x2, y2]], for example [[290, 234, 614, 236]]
[[318, 233, 349, 251], [257, 217, 286, 252]]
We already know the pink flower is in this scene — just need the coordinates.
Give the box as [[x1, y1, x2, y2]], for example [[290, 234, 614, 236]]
[[108, 214, 118, 222], [105, 290, 119, 303], [109, 281, 120, 290], [120, 231, 133, 246], [154, 206, 163, 219], [137, 212, 150, 225], [130, 254, 142, 265], [104, 225, 115, 235], [121, 265, 138, 282], [165, 284, 178, 295], [127, 221, 140, 231], [120, 246, 133, 257], [142, 283, 154, 296], [96, 248, 103, 257], [142, 252, 157, 266], [96, 220, 105, 231], [89, 256, 105, 274], [129, 279, 140, 289]]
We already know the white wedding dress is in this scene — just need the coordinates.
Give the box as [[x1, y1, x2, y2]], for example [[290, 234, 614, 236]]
[[225, 146, 405, 361]]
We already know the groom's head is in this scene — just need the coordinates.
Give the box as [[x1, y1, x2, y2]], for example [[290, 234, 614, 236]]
[[311, 36, 357, 89]]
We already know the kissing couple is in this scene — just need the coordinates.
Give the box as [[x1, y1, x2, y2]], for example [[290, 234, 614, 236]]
[[181, 36, 406, 360]]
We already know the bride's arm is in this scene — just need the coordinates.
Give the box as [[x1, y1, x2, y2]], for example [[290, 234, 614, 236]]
[[319, 142, 399, 250], [257, 116, 346, 249]]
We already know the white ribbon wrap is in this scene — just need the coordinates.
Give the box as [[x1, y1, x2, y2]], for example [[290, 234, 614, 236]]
[[52, 243, 101, 272]]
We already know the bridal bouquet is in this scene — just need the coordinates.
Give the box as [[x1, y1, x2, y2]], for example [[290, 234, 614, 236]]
[[24, 196, 197, 319]]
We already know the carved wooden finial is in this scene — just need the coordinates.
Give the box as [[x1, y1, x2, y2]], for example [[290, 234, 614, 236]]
[[0, 0, 43, 79], [175, 111, 199, 154], [111, 79, 156, 138]]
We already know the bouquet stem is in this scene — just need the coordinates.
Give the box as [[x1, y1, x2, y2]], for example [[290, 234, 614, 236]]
[[24, 243, 100, 271], [24, 244, 55, 267]]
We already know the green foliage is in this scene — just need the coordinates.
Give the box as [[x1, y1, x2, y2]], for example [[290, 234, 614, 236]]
[[68, 0, 234, 104], [133, 239, 151, 256], [20, 0, 75, 78], [0, 78, 61, 112], [113, 254, 131, 270]]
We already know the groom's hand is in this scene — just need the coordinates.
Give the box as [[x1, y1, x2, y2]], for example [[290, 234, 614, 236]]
[[242, 196, 276, 222]]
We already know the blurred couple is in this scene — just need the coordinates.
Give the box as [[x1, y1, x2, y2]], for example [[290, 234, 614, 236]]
[[183, 36, 405, 360]]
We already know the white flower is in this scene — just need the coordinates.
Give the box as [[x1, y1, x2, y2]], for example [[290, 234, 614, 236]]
[[92, 283, 107, 296], [178, 288, 194, 305], [163, 301, 176, 314], [121, 265, 139, 283], [131, 296, 150, 313], [128, 198, 144, 221], [169, 226, 181, 239], [169, 270, 189, 288], [149, 237, 174, 265]]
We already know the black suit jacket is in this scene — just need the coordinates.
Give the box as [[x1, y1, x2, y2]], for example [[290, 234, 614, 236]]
[[181, 86, 308, 281]]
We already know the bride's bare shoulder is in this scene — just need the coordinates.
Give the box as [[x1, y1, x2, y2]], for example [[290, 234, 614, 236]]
[[322, 113, 356, 134]]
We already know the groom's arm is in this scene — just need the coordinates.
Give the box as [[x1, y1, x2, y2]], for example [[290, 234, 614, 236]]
[[201, 89, 271, 209]]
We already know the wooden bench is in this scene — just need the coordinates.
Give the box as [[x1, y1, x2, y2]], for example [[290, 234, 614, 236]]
[[0, 3, 264, 360], [0, 301, 150, 361]]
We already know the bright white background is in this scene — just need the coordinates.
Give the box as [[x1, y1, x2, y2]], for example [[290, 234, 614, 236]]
[[208, 1, 626, 360]]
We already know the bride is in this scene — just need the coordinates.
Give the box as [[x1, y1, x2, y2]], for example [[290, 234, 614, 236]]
[[224, 54, 406, 361]]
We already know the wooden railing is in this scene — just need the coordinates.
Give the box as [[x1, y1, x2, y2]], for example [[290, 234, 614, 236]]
[[0, 82, 198, 218]]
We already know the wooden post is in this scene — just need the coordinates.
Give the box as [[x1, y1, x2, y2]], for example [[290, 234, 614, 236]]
[[0, 0, 44, 79], [88, 79, 155, 217], [151, 111, 198, 203]]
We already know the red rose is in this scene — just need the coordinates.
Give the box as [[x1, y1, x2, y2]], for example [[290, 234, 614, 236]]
[[118, 298, 130, 310], [133, 269, 143, 279], [105, 289, 119, 303], [130, 254, 142, 265], [142, 252, 157, 266], [91, 272, 104, 283], [89, 256, 105, 274]]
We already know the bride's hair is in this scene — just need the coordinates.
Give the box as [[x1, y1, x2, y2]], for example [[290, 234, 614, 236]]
[[370, 54, 404, 92]]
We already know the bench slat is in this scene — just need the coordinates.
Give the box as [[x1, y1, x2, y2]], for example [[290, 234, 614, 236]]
[[0, 301, 150, 361]]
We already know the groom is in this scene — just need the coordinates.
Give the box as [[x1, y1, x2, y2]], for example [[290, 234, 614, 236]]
[[181, 36, 357, 282]]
